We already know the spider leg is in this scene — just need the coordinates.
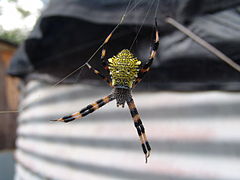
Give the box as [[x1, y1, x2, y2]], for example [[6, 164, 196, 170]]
[[134, 18, 159, 87], [86, 63, 112, 87], [101, 33, 113, 72], [52, 94, 115, 122], [127, 97, 151, 163]]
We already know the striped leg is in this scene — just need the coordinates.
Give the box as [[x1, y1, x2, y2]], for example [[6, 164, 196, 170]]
[[101, 33, 113, 72], [52, 94, 115, 122], [127, 97, 151, 163], [134, 18, 159, 86], [86, 63, 112, 87]]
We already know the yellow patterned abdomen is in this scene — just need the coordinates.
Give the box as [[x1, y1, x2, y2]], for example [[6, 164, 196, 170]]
[[108, 49, 141, 88]]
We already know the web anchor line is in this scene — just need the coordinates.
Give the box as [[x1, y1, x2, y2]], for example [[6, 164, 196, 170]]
[[165, 17, 240, 73]]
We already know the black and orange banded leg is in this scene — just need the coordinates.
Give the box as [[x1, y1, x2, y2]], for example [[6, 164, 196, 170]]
[[101, 33, 113, 72], [127, 97, 151, 163], [52, 94, 115, 122], [86, 63, 112, 87], [134, 18, 159, 87]]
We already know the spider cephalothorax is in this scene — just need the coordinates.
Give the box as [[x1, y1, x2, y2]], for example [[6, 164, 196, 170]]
[[53, 19, 159, 163], [108, 49, 141, 89], [109, 49, 141, 107]]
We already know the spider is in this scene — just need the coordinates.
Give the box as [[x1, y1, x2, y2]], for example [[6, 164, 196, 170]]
[[52, 18, 159, 163]]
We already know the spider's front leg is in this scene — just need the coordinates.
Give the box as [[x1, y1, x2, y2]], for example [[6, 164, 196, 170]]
[[85, 32, 114, 87], [86, 63, 112, 87], [52, 94, 115, 122], [134, 18, 159, 87], [127, 97, 151, 163], [101, 33, 113, 73]]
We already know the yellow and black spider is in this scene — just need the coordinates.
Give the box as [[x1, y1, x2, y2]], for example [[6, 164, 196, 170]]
[[53, 19, 159, 163]]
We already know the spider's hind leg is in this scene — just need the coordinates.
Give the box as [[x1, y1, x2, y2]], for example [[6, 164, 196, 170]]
[[127, 97, 151, 163], [52, 94, 115, 122]]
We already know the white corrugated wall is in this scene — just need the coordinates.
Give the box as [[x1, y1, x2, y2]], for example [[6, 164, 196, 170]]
[[15, 80, 240, 180]]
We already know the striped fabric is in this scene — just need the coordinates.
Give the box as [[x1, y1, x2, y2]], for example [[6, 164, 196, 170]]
[[15, 80, 240, 180]]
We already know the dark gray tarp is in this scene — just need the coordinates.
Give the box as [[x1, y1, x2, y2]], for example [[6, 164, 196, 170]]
[[8, 0, 240, 90]]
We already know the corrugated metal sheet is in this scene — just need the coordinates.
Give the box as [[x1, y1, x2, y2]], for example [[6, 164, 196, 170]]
[[15, 80, 240, 180]]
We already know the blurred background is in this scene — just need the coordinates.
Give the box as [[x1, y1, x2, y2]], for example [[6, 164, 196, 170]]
[[1, 0, 240, 180], [0, 0, 45, 180]]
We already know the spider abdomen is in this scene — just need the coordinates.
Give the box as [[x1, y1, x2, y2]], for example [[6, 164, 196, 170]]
[[108, 49, 141, 88], [112, 88, 132, 107]]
